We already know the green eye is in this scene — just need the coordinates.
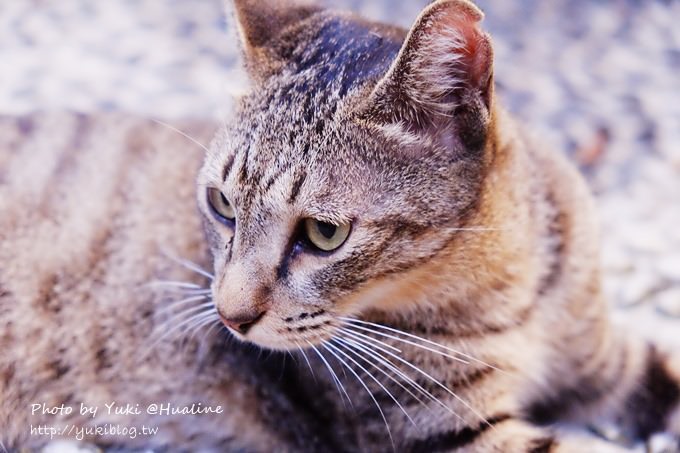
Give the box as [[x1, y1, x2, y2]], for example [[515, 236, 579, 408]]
[[303, 219, 351, 252], [207, 188, 236, 223]]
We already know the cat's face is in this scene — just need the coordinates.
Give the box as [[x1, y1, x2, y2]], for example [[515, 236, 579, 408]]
[[197, 0, 493, 350]]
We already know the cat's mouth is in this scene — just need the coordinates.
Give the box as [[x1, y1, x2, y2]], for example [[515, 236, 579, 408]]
[[220, 308, 341, 351]]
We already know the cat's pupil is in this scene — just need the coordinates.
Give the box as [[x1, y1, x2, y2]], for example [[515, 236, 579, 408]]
[[317, 222, 336, 239], [220, 193, 230, 207]]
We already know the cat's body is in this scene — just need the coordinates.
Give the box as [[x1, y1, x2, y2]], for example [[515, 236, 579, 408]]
[[1, 0, 680, 452], [0, 113, 329, 451], [201, 1, 680, 451]]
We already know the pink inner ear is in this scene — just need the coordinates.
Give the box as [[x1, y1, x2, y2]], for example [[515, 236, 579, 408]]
[[356, 0, 494, 127], [438, 11, 492, 91]]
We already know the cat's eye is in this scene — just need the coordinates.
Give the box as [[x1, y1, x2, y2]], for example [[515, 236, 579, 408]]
[[207, 188, 236, 224], [303, 219, 351, 252]]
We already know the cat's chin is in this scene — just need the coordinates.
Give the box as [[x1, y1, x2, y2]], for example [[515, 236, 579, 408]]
[[226, 325, 336, 352]]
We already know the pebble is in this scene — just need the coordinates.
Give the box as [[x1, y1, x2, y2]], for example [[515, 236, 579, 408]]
[[647, 432, 680, 453], [656, 257, 680, 282], [655, 287, 680, 318], [619, 271, 663, 307], [42, 440, 102, 453]]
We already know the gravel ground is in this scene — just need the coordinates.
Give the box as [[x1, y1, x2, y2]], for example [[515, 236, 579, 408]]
[[0, 0, 678, 346]]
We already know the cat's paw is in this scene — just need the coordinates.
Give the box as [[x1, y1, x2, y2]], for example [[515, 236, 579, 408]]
[[647, 433, 680, 453], [41, 440, 102, 453], [553, 427, 640, 453]]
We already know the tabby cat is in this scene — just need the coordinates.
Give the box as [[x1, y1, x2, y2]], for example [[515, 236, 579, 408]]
[[1, 0, 679, 452], [0, 113, 334, 451]]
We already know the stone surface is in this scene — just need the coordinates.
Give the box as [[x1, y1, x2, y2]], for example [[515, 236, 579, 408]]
[[655, 287, 680, 318]]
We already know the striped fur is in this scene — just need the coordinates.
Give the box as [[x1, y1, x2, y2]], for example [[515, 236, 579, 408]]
[[0, 114, 331, 451], [198, 0, 680, 451], [2, 0, 679, 451]]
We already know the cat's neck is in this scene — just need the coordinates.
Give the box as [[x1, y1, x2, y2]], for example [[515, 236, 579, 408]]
[[347, 113, 542, 337]]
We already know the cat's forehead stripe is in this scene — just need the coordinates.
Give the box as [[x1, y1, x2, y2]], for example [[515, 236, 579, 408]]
[[287, 16, 402, 99], [222, 154, 235, 182], [288, 169, 307, 204]]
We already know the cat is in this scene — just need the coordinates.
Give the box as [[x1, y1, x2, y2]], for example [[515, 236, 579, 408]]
[[1, 0, 679, 452], [0, 113, 330, 451], [197, 0, 680, 451]]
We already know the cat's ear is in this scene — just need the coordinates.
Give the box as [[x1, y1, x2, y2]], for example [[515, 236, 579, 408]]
[[229, 0, 320, 79], [358, 0, 494, 151]]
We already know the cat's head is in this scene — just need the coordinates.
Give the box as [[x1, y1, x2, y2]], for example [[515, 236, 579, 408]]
[[197, 0, 496, 350]]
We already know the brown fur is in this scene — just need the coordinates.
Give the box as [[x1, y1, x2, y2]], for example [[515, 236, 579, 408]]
[[2, 0, 680, 451], [0, 113, 329, 451], [199, 0, 680, 451]]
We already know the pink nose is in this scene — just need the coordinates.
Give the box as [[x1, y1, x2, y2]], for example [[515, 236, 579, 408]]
[[219, 311, 265, 335]]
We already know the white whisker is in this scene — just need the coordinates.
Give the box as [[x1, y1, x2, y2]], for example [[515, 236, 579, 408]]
[[161, 249, 214, 281], [157, 301, 214, 322], [339, 324, 490, 428], [146, 280, 204, 290], [339, 333, 461, 418], [341, 317, 504, 372], [330, 340, 417, 427], [321, 343, 395, 450], [188, 314, 221, 342], [338, 327, 402, 353], [167, 310, 216, 337], [295, 343, 317, 384], [306, 341, 352, 407], [449, 227, 503, 232], [152, 118, 210, 153], [335, 336, 428, 409], [159, 288, 212, 297], [142, 308, 216, 360], [170, 289, 212, 297], [342, 324, 469, 365], [157, 295, 212, 316], [198, 320, 222, 349]]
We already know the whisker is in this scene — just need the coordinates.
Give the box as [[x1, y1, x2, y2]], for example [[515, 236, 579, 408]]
[[334, 336, 428, 409], [339, 333, 460, 418], [167, 289, 212, 297], [449, 227, 503, 232], [306, 341, 352, 408], [295, 343, 317, 384], [197, 320, 223, 351], [157, 288, 212, 297], [341, 317, 504, 372], [330, 340, 417, 427], [337, 327, 402, 354], [342, 324, 469, 365], [321, 343, 395, 450], [146, 280, 204, 290], [152, 118, 210, 153], [156, 300, 214, 322], [178, 313, 218, 348], [164, 309, 216, 338], [287, 350, 299, 365], [142, 308, 216, 360], [161, 249, 214, 281], [340, 326, 490, 428], [188, 314, 221, 342], [157, 295, 212, 316]]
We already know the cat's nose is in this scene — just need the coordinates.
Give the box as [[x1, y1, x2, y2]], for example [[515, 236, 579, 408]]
[[219, 310, 266, 335]]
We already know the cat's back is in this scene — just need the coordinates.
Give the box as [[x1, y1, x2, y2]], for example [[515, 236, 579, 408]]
[[0, 112, 213, 447], [0, 113, 215, 359]]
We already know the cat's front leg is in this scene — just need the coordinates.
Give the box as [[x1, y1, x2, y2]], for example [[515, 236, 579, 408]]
[[443, 418, 636, 453]]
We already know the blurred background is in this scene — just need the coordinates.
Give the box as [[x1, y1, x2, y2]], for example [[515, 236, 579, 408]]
[[0, 0, 678, 344]]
